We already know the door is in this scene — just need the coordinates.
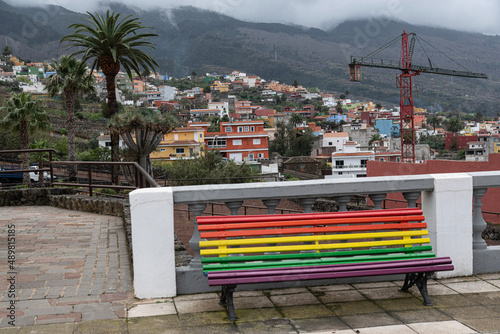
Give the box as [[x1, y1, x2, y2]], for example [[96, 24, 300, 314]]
[[229, 153, 243, 161]]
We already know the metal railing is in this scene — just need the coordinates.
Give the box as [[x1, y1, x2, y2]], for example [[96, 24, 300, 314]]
[[0, 149, 159, 196], [52, 161, 160, 196]]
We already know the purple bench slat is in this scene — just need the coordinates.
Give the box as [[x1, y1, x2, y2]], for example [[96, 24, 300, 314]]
[[208, 264, 454, 286], [207, 257, 452, 280]]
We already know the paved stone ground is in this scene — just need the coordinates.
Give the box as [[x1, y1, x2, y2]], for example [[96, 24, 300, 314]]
[[0, 206, 133, 328]]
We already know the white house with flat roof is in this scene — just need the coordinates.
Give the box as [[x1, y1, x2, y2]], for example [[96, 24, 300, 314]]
[[329, 142, 374, 178]]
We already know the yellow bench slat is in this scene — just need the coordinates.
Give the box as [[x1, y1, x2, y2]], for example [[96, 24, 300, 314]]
[[200, 230, 428, 248], [200, 237, 431, 256]]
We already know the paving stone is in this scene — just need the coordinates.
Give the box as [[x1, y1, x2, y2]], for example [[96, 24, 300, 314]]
[[128, 302, 177, 318], [25, 306, 73, 317], [279, 304, 334, 319], [408, 320, 479, 334], [174, 298, 226, 314], [180, 323, 240, 334], [74, 303, 118, 321], [173, 292, 219, 302], [233, 296, 274, 309], [229, 308, 282, 323], [444, 280, 500, 294], [269, 292, 320, 307], [439, 305, 500, 320], [127, 315, 182, 333], [74, 319, 127, 334], [328, 300, 384, 316], [340, 312, 402, 329], [237, 318, 296, 334], [177, 311, 233, 326], [316, 289, 367, 303], [291, 316, 351, 333], [392, 308, 453, 324], [358, 287, 415, 300]]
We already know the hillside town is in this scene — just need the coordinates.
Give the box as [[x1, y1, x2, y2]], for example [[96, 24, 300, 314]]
[[2, 47, 499, 181]]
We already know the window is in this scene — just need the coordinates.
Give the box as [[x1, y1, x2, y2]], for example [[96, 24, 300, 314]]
[[250, 126, 255, 132], [257, 153, 264, 158], [253, 139, 261, 145], [237, 126, 243, 133], [200, 134, 203, 139], [207, 138, 226, 148], [244, 126, 249, 132], [233, 139, 242, 145], [335, 160, 344, 169], [396, 157, 401, 162], [379, 158, 384, 161], [360, 159, 368, 168], [225, 126, 232, 132], [160, 148, 166, 152], [176, 148, 185, 154], [105, 142, 112, 147], [329, 142, 332, 146], [174, 134, 178, 140], [338, 172, 343, 175], [248, 154, 254, 161]]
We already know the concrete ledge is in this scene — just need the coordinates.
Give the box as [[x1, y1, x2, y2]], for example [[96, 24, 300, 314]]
[[474, 246, 500, 274]]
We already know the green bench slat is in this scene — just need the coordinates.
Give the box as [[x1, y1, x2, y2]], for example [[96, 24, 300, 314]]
[[201, 245, 433, 264], [202, 252, 436, 273]]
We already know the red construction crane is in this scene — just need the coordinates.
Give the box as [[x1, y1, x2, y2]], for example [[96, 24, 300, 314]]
[[349, 30, 488, 163]]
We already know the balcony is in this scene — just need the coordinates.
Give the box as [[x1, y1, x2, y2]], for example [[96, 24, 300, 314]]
[[129, 171, 500, 298], [334, 164, 367, 170]]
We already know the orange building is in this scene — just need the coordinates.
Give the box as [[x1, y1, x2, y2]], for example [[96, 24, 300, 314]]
[[189, 120, 269, 162]]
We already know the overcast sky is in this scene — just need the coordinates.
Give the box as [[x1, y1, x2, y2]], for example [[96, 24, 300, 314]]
[[5, 0, 500, 36]]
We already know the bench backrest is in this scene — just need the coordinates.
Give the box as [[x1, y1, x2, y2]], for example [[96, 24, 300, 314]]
[[198, 208, 434, 274]]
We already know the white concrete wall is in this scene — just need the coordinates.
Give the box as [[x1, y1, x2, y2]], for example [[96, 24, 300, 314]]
[[422, 173, 473, 278], [130, 187, 177, 298]]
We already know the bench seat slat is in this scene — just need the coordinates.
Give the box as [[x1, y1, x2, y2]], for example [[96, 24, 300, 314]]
[[208, 264, 454, 286], [199, 215, 425, 232], [200, 222, 427, 238], [201, 237, 431, 255], [197, 208, 423, 224], [200, 230, 428, 248], [202, 252, 437, 273], [202, 231, 429, 248], [201, 245, 433, 263], [207, 257, 452, 279]]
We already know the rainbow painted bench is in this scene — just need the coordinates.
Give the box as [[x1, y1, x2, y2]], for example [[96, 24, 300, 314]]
[[198, 208, 454, 320]]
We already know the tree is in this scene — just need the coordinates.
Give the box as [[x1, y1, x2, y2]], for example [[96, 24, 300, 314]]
[[445, 117, 464, 133], [293, 79, 298, 88], [375, 103, 382, 111], [46, 55, 95, 180], [290, 113, 305, 127], [269, 122, 314, 157], [344, 90, 350, 98], [0, 92, 50, 184], [427, 115, 441, 132], [62, 10, 158, 183], [158, 150, 256, 186], [368, 134, 383, 148], [109, 108, 177, 176], [474, 111, 484, 123], [2, 46, 11, 57]]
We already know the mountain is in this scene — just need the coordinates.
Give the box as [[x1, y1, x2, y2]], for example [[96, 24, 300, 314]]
[[1, 1, 499, 114]]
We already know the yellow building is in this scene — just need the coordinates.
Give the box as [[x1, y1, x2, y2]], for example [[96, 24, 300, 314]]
[[210, 81, 230, 92], [150, 127, 205, 160], [494, 142, 500, 154]]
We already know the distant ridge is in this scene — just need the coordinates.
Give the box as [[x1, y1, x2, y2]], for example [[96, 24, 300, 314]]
[[0, 1, 499, 113]]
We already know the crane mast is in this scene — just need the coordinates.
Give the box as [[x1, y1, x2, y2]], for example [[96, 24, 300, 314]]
[[349, 30, 488, 163]]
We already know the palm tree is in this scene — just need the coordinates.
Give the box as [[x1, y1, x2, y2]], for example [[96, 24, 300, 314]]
[[427, 115, 441, 133], [61, 10, 158, 183], [109, 108, 176, 176], [0, 92, 51, 184], [46, 55, 95, 180], [368, 134, 383, 149], [290, 113, 305, 127]]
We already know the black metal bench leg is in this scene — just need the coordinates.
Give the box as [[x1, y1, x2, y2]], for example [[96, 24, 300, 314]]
[[416, 272, 433, 306], [400, 272, 433, 306], [220, 285, 238, 321], [401, 273, 417, 291]]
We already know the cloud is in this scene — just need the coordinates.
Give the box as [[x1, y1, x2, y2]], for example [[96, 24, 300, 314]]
[[5, 0, 500, 35]]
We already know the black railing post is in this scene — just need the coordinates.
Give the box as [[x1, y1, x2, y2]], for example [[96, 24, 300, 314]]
[[88, 164, 93, 196]]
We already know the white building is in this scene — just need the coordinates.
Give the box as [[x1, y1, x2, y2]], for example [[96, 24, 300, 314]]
[[208, 101, 229, 117], [323, 132, 349, 152], [329, 142, 375, 178]]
